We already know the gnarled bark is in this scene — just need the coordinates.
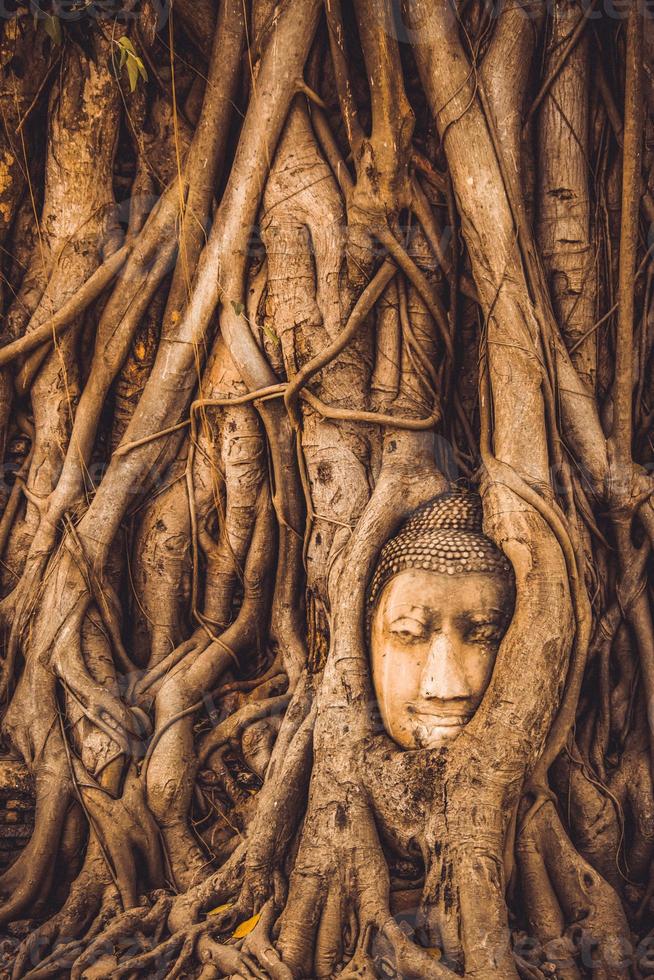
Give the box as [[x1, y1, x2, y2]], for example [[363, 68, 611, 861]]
[[0, 2, 651, 978]]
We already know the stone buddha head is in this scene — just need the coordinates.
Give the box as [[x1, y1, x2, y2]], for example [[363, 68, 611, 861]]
[[367, 491, 515, 751]]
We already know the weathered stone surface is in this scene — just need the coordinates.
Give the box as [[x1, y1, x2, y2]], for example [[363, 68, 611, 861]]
[[0, 760, 34, 871], [0, 760, 32, 796]]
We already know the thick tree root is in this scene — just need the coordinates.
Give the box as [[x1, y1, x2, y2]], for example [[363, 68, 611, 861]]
[[517, 800, 631, 980]]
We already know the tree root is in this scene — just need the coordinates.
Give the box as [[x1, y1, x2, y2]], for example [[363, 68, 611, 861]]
[[69, 906, 266, 980], [16, 891, 120, 980], [197, 693, 291, 768], [0, 5, 649, 980], [237, 900, 293, 980], [518, 800, 631, 980], [68, 895, 172, 980]]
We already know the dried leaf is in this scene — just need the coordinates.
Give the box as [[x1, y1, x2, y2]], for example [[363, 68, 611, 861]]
[[207, 901, 233, 917], [232, 912, 261, 939]]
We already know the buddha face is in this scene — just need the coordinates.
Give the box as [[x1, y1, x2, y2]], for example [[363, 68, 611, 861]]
[[370, 567, 513, 750]]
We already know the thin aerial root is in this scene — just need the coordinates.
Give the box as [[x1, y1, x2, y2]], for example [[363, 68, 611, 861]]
[[70, 897, 172, 980]]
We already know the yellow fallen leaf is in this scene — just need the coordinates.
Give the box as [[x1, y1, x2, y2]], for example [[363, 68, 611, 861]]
[[207, 901, 233, 917], [232, 911, 261, 938]]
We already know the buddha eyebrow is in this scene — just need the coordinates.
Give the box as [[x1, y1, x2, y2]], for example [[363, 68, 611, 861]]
[[465, 609, 505, 622], [386, 614, 431, 628], [385, 605, 430, 618]]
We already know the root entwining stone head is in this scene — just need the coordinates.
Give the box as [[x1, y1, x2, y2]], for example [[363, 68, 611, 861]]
[[367, 489, 514, 614]]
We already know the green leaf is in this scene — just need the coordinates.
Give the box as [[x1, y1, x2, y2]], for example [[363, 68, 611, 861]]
[[117, 36, 137, 55], [44, 15, 62, 46], [126, 54, 139, 92], [262, 321, 280, 347], [231, 300, 245, 317], [116, 37, 148, 91]]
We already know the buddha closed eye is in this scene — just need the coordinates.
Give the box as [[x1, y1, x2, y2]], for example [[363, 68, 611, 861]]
[[367, 491, 515, 751]]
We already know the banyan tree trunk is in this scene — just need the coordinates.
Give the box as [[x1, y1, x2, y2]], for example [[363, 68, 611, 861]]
[[0, 1, 651, 978]]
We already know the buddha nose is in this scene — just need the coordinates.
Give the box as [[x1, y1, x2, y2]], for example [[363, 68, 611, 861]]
[[419, 631, 473, 701]]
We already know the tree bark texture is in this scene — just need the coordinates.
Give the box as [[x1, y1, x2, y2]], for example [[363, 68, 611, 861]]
[[0, 1, 650, 977]]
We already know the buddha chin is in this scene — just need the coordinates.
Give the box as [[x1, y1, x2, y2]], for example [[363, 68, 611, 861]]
[[405, 709, 473, 751]]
